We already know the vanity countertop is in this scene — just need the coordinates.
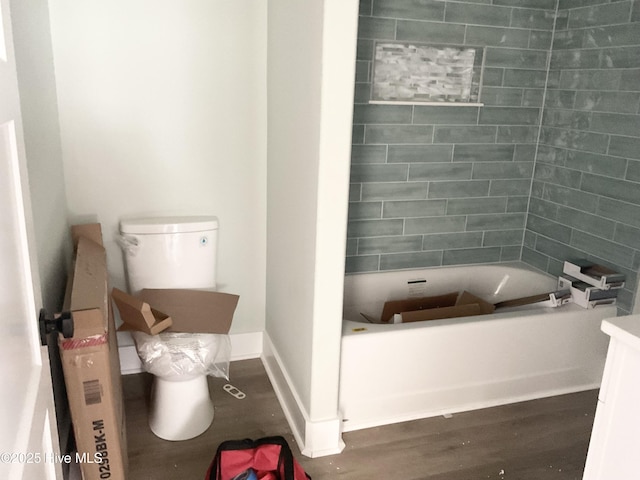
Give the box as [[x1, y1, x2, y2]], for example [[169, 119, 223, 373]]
[[602, 314, 640, 352]]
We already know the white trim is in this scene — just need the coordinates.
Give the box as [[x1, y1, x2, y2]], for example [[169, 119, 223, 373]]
[[229, 331, 264, 361], [260, 334, 306, 446], [301, 417, 345, 459], [340, 383, 602, 433], [369, 100, 484, 106], [118, 344, 143, 375], [261, 333, 344, 458], [119, 331, 264, 375]]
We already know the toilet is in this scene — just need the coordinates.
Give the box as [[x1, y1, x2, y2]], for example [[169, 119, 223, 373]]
[[119, 215, 221, 441]]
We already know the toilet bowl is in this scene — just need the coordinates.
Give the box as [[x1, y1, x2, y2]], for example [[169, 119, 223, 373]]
[[120, 216, 222, 441], [149, 373, 214, 441]]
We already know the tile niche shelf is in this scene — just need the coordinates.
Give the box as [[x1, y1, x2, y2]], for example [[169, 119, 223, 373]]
[[370, 41, 485, 107]]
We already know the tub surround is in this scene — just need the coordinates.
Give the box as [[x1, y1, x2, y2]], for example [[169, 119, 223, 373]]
[[524, 0, 640, 315], [348, 0, 640, 316], [348, 0, 556, 275]]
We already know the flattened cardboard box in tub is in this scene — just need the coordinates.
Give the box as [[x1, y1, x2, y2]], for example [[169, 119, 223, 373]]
[[114, 288, 239, 334], [60, 224, 128, 480], [362, 291, 495, 324]]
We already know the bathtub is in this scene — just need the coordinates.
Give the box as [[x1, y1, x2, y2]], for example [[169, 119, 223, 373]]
[[339, 263, 617, 432]]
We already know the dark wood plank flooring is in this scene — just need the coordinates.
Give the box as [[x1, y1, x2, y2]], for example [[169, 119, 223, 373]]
[[123, 359, 597, 479]]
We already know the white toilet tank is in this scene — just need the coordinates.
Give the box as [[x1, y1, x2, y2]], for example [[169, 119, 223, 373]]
[[120, 216, 218, 294]]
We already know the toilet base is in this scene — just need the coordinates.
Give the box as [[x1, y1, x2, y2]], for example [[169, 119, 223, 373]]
[[148, 375, 214, 441]]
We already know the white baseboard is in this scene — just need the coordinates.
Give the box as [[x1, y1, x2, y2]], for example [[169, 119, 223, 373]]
[[229, 331, 264, 361], [261, 333, 344, 458], [119, 331, 264, 375], [119, 344, 144, 375]]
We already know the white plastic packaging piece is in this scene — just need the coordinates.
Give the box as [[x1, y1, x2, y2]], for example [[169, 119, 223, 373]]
[[132, 331, 231, 380]]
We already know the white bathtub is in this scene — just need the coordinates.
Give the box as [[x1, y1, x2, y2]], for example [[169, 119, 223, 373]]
[[339, 263, 617, 432]]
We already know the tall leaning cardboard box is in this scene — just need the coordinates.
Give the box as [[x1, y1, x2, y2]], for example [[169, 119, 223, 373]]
[[60, 224, 128, 479]]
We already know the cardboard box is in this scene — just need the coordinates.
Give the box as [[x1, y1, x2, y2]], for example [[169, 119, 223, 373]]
[[558, 275, 618, 309], [363, 291, 495, 324], [59, 225, 128, 479], [563, 260, 625, 290], [112, 288, 173, 335], [133, 289, 238, 334]]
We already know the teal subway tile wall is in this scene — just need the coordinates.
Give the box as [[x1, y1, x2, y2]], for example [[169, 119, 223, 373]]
[[525, 0, 640, 314], [347, 0, 640, 314], [348, 0, 553, 271]]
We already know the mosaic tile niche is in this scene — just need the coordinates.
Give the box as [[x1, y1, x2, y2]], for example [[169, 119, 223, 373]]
[[371, 42, 484, 104]]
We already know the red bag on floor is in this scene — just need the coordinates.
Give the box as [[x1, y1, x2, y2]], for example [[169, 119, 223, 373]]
[[206, 436, 311, 480]]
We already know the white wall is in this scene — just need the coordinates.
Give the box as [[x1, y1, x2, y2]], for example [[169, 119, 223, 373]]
[[266, 0, 358, 456], [10, 0, 73, 460], [266, 0, 324, 418], [46, 0, 359, 456], [11, 0, 70, 314], [47, 0, 267, 335], [310, 0, 359, 422]]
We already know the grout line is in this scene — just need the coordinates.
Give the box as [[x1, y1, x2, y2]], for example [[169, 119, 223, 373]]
[[522, 0, 561, 261]]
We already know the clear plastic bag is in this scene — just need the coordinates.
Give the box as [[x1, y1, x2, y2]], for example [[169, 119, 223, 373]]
[[131, 331, 231, 380]]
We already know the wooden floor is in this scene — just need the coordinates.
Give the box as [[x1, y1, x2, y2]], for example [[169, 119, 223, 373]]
[[123, 359, 597, 480]]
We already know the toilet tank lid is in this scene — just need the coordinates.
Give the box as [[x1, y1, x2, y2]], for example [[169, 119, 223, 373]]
[[120, 216, 219, 234]]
